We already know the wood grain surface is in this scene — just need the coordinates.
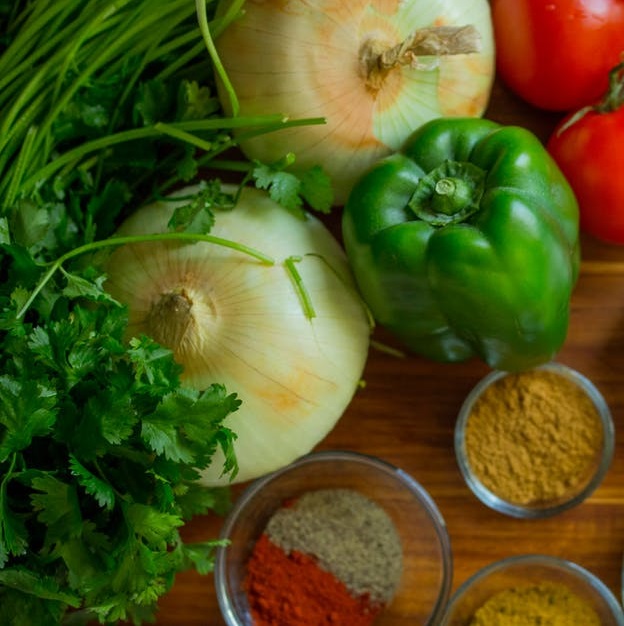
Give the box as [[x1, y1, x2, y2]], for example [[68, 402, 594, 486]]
[[147, 79, 624, 625]]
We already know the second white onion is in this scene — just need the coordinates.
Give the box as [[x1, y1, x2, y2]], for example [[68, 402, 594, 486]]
[[214, 0, 495, 204]]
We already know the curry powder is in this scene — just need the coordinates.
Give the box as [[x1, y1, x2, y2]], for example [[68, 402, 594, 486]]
[[464, 369, 603, 505], [469, 581, 601, 625]]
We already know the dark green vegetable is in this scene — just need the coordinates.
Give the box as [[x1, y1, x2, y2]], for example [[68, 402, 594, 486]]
[[342, 117, 580, 372]]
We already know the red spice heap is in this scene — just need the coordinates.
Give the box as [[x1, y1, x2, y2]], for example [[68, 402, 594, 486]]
[[243, 488, 403, 626], [246, 534, 382, 626]]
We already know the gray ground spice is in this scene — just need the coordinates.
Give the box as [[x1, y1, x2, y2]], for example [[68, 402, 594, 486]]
[[264, 488, 403, 604]]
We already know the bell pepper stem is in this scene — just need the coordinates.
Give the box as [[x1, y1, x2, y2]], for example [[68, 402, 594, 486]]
[[409, 160, 486, 226], [433, 178, 475, 216]]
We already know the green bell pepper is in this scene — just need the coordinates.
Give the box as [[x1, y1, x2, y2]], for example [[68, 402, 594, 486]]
[[342, 117, 580, 372]]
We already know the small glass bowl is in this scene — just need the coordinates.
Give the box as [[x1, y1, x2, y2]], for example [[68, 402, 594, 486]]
[[214, 449, 453, 626], [440, 554, 624, 626], [454, 362, 614, 518]]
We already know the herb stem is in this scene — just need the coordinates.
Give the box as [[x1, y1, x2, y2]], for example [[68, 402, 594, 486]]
[[154, 122, 215, 153], [3, 126, 38, 211], [284, 256, 316, 320], [17, 231, 275, 319], [208, 0, 246, 40], [196, 0, 239, 116], [14, 115, 290, 200]]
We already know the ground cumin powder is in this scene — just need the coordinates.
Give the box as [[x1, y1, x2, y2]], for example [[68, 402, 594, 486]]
[[464, 369, 604, 505], [469, 581, 601, 625]]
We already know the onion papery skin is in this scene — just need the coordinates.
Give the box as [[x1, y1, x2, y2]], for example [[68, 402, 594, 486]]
[[214, 0, 495, 205], [104, 185, 370, 485]]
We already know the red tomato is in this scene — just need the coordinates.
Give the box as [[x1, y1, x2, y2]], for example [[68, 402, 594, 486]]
[[546, 64, 624, 243], [492, 0, 624, 111]]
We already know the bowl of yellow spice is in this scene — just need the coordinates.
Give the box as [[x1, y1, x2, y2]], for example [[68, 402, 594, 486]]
[[214, 449, 453, 626], [439, 554, 624, 625], [454, 361, 614, 518]]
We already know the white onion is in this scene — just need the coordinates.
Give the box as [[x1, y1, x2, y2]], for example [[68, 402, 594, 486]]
[[103, 185, 370, 485], [214, 0, 495, 204]]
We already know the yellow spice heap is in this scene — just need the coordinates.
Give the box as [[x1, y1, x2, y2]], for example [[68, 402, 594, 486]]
[[464, 369, 603, 505], [469, 581, 601, 626]]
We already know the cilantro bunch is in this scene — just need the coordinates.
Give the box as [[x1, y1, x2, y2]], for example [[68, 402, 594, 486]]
[[0, 1, 329, 623], [0, 291, 239, 625]]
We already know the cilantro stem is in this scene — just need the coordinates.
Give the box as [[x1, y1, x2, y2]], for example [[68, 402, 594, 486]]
[[209, 0, 246, 40], [13, 115, 289, 202], [284, 256, 316, 320], [0, 88, 48, 180], [154, 122, 215, 152], [17, 231, 275, 319], [33, 0, 193, 161], [305, 253, 375, 330], [3, 125, 37, 211], [154, 38, 206, 82], [196, 0, 239, 116], [48, 2, 133, 116], [204, 159, 253, 172], [154, 116, 328, 195]]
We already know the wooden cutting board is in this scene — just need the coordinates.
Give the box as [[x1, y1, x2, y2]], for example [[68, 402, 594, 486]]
[[147, 79, 624, 625]]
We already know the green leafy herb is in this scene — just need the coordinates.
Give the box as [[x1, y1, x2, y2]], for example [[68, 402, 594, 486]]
[[0, 1, 334, 623], [253, 154, 334, 217], [0, 266, 241, 624]]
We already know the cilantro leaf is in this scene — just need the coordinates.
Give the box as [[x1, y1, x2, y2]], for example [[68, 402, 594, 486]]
[[0, 2, 256, 623], [178, 540, 226, 575], [124, 502, 183, 545], [61, 267, 120, 305], [133, 79, 173, 126], [30, 475, 84, 546], [68, 456, 116, 511], [0, 470, 29, 567], [128, 335, 183, 391], [176, 80, 220, 121], [253, 159, 334, 215], [299, 165, 334, 213], [176, 144, 199, 182], [141, 384, 241, 467], [0, 377, 57, 461], [166, 180, 234, 234], [0, 217, 9, 244], [254, 162, 304, 215], [0, 567, 81, 606], [0, 587, 67, 626]]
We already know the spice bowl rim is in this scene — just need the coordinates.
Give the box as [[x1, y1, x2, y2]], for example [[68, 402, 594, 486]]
[[214, 448, 454, 626], [454, 361, 615, 519], [439, 553, 624, 625]]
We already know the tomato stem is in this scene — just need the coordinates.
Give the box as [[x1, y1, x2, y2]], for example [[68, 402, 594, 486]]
[[596, 61, 624, 114]]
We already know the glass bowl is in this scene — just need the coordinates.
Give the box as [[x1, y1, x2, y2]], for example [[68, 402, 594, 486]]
[[214, 449, 453, 626], [454, 362, 614, 519], [440, 554, 624, 625]]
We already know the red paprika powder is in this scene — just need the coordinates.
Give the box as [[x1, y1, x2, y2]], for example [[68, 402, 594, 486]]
[[243, 488, 403, 626], [246, 534, 382, 626]]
